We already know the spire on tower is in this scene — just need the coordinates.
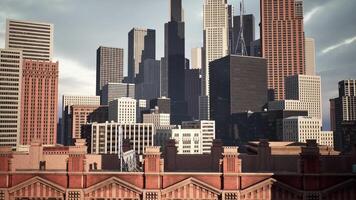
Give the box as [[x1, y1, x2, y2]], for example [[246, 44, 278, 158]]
[[234, 0, 248, 56]]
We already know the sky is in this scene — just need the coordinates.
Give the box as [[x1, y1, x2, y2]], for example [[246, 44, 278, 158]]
[[0, 0, 355, 130]]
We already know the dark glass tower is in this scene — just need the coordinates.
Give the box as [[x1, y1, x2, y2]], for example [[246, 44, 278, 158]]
[[165, 0, 188, 124], [233, 14, 255, 55]]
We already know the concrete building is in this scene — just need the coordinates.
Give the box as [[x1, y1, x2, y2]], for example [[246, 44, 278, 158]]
[[128, 28, 156, 83], [100, 83, 135, 105], [108, 98, 136, 123], [182, 120, 215, 154], [191, 47, 202, 69], [232, 14, 255, 55], [305, 37, 316, 75], [96, 46, 124, 95], [209, 55, 267, 144], [269, 75, 322, 120], [330, 80, 356, 151], [171, 126, 202, 154], [0, 49, 22, 148], [135, 59, 161, 100], [283, 116, 333, 147], [21, 60, 58, 145], [143, 112, 170, 127], [261, 0, 305, 100], [5, 19, 53, 61], [90, 122, 155, 156]]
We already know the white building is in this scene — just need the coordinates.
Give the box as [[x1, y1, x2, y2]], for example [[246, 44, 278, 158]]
[[6, 19, 53, 61], [191, 47, 202, 69], [0, 49, 22, 149], [305, 38, 316, 76], [283, 116, 333, 147], [143, 112, 170, 127], [182, 120, 215, 154], [109, 98, 136, 123], [200, 0, 230, 120], [91, 122, 155, 156], [172, 126, 202, 154], [269, 75, 322, 120]]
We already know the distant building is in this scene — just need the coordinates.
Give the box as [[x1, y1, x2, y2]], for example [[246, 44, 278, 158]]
[[250, 39, 261, 57], [232, 14, 255, 55], [171, 126, 202, 154], [191, 48, 202, 69], [136, 99, 148, 123], [108, 98, 136, 123], [0, 49, 22, 148], [6, 19, 53, 61], [128, 28, 156, 83], [182, 120, 215, 154], [185, 68, 201, 120], [21, 60, 58, 145], [143, 111, 170, 127], [135, 59, 161, 100], [305, 37, 316, 75], [209, 55, 267, 144], [330, 80, 356, 151], [96, 46, 124, 95], [101, 83, 135, 105], [283, 116, 333, 147]]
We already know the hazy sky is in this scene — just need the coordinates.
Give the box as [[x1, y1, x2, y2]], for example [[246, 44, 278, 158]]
[[0, 0, 356, 129]]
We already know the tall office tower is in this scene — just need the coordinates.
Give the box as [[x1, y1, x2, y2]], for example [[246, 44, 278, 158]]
[[250, 39, 261, 57], [191, 48, 202, 69], [227, 5, 234, 53], [209, 55, 267, 144], [108, 98, 136, 123], [21, 60, 58, 145], [165, 0, 188, 124], [233, 14, 255, 55], [261, 0, 305, 100], [185, 68, 201, 120], [96, 46, 124, 95], [269, 75, 322, 120], [0, 49, 22, 148], [128, 28, 156, 83], [181, 120, 215, 154], [61, 95, 100, 145], [6, 19, 53, 61], [101, 83, 135, 105], [305, 38, 316, 75], [160, 57, 168, 97], [150, 97, 171, 114], [330, 80, 356, 151], [283, 116, 334, 147], [135, 59, 161, 100], [201, 0, 230, 120]]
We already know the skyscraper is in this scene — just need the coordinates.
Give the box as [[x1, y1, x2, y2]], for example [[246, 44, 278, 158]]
[[5, 19, 53, 61], [96, 46, 124, 95], [185, 68, 201, 120], [261, 0, 305, 100], [21, 60, 58, 145], [101, 83, 135, 105], [0, 49, 22, 148], [135, 59, 161, 101], [201, 0, 230, 120], [233, 14, 255, 55], [128, 28, 156, 83], [305, 37, 316, 75], [165, 0, 188, 124], [191, 48, 202, 69]]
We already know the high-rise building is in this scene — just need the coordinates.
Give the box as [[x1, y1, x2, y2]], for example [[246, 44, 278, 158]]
[[128, 28, 156, 83], [330, 80, 356, 151], [149, 97, 171, 114], [21, 60, 58, 145], [261, 0, 305, 100], [269, 75, 322, 120], [135, 59, 161, 100], [283, 116, 333, 147], [101, 83, 135, 105], [5, 19, 53, 61], [0, 49, 22, 148], [185, 68, 201, 120], [191, 48, 202, 69], [165, 0, 188, 124], [96, 46, 124, 95], [233, 14, 255, 55], [108, 98, 136, 123], [305, 37, 316, 76], [209, 55, 267, 144], [201, 0, 230, 120], [181, 120, 215, 154]]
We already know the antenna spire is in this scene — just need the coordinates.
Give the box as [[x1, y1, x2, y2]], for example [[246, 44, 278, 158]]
[[234, 0, 248, 56]]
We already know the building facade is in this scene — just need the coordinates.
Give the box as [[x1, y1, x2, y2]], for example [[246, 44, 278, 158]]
[[143, 112, 170, 127], [101, 83, 135, 105], [283, 116, 333, 147], [96, 46, 124, 95], [21, 60, 58, 145], [232, 14, 255, 55], [109, 98, 136, 123], [0, 49, 22, 148], [261, 0, 305, 100], [171, 126, 202, 154], [305, 37, 316, 76], [128, 28, 156, 83], [191, 47, 202, 69], [6, 19, 53, 61], [185, 68, 201, 120], [182, 120, 215, 154], [135, 59, 161, 100]]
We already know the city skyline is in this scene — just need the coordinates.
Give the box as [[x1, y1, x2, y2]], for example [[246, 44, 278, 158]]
[[0, 0, 355, 130]]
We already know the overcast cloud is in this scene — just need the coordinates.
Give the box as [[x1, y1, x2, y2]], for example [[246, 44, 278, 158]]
[[0, 0, 355, 130]]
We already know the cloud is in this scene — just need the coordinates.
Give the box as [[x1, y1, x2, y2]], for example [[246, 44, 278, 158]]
[[304, 6, 321, 24], [321, 35, 356, 54]]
